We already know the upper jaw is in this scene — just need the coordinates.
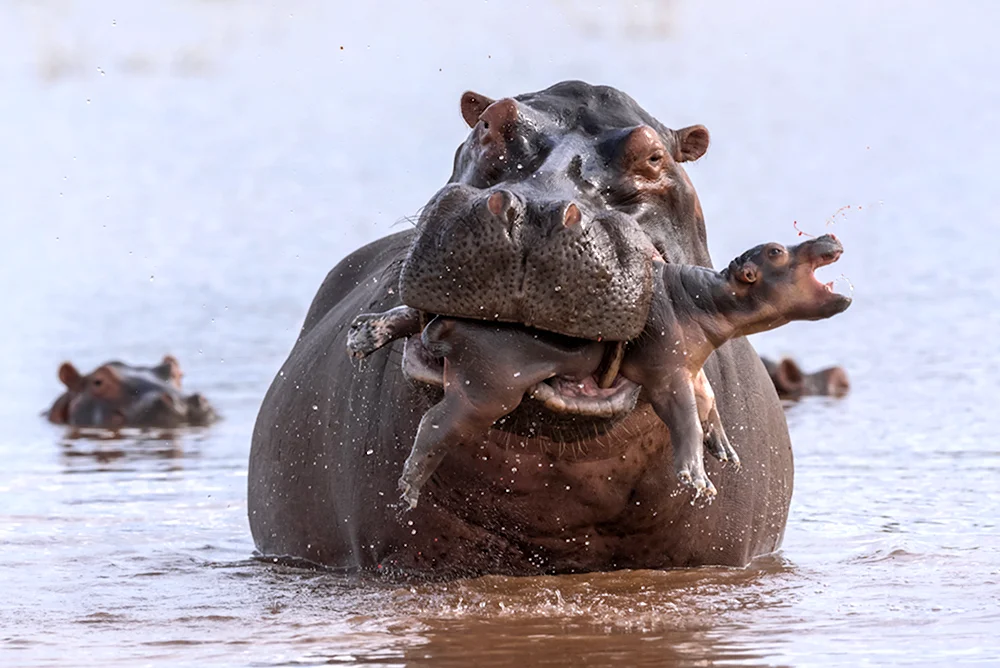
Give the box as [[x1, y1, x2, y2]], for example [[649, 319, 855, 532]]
[[797, 235, 852, 311], [797, 234, 844, 269]]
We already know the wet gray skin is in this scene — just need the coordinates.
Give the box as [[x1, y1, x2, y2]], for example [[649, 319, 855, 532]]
[[397, 86, 715, 341], [762, 356, 851, 400], [349, 234, 851, 510], [250, 81, 803, 577], [46, 356, 218, 430]]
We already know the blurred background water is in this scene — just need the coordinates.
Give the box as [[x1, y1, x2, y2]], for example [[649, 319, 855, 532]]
[[1, 0, 998, 665]]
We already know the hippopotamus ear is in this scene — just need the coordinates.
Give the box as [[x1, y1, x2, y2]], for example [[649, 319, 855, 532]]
[[155, 355, 184, 388], [460, 91, 496, 128], [774, 358, 805, 396], [735, 260, 760, 284], [673, 125, 711, 162], [58, 362, 84, 392]]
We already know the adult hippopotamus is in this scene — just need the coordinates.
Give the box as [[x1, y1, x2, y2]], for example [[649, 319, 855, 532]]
[[761, 356, 851, 400], [46, 356, 218, 430], [249, 81, 798, 578]]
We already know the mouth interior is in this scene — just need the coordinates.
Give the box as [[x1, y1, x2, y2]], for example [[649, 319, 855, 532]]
[[808, 247, 847, 296], [402, 323, 640, 418]]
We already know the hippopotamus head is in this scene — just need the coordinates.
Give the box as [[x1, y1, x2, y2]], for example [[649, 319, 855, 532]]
[[722, 234, 853, 332], [46, 355, 218, 430], [763, 356, 851, 401], [399, 80, 712, 342]]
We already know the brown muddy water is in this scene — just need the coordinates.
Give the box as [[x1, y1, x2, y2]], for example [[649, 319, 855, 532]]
[[2, 0, 999, 665]]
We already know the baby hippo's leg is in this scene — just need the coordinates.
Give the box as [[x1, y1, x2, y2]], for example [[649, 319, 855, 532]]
[[398, 364, 505, 509], [693, 370, 740, 467], [646, 374, 717, 500], [398, 320, 604, 509], [346, 305, 422, 358], [702, 405, 740, 469]]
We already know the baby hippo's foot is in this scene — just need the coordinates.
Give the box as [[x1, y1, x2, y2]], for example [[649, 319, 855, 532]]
[[676, 461, 717, 502], [346, 306, 421, 359], [397, 476, 422, 512], [347, 314, 397, 359], [703, 421, 741, 469]]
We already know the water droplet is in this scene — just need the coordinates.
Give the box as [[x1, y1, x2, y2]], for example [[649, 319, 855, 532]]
[[312, 405, 318, 410], [365, 449, 374, 455], [111, 19, 117, 26], [97, 66, 105, 76], [149, 275, 154, 282]]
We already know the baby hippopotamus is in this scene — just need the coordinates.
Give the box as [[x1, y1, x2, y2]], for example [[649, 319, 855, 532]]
[[45, 355, 218, 431], [349, 234, 851, 508]]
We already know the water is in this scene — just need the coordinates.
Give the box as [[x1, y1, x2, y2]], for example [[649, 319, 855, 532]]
[[2, 0, 999, 665]]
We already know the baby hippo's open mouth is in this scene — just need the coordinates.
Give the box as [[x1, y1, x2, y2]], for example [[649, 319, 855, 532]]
[[809, 236, 844, 292], [401, 328, 641, 419], [797, 234, 853, 313]]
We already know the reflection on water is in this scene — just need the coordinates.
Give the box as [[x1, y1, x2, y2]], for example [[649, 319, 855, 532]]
[[57, 430, 201, 471], [2, 0, 1000, 665]]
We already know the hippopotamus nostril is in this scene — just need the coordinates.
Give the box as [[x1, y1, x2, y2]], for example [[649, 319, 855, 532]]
[[486, 189, 520, 234]]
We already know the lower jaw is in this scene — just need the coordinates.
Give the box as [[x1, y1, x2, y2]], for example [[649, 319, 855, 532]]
[[400, 336, 641, 421]]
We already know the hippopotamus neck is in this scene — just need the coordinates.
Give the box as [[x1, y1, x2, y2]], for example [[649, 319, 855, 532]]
[[660, 264, 744, 363]]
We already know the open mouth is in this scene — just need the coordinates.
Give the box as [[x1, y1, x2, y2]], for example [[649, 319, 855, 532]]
[[401, 332, 641, 419], [813, 248, 843, 293], [803, 235, 850, 300]]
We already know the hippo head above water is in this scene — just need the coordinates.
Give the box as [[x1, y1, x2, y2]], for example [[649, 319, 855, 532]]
[[399, 81, 712, 343], [46, 355, 218, 430]]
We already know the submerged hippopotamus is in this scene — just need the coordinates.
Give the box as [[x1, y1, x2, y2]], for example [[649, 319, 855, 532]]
[[46, 356, 217, 430], [249, 80, 850, 577], [762, 356, 851, 400], [348, 235, 850, 507]]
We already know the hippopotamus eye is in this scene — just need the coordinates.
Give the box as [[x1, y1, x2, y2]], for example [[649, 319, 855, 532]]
[[768, 247, 784, 258], [648, 152, 663, 164], [92, 378, 103, 387]]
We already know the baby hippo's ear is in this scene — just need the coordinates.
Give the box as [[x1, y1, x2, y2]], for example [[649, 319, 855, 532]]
[[735, 260, 759, 284], [58, 362, 84, 391]]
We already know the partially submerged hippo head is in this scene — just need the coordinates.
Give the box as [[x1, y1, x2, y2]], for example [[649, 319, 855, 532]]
[[46, 355, 218, 430], [399, 81, 711, 342], [763, 356, 851, 401]]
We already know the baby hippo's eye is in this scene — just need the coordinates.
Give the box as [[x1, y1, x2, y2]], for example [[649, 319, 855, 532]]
[[768, 247, 784, 259]]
